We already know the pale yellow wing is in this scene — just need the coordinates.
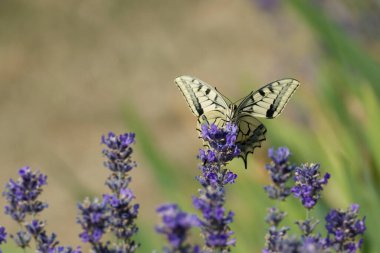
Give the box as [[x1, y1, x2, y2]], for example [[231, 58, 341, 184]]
[[175, 75, 229, 118], [238, 78, 300, 118]]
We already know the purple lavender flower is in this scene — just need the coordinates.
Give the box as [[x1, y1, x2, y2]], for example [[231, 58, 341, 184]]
[[0, 226, 6, 253], [25, 219, 46, 237], [199, 123, 240, 165], [263, 207, 309, 253], [102, 132, 140, 252], [325, 204, 366, 252], [9, 230, 31, 248], [77, 198, 109, 246], [3, 166, 48, 222], [263, 226, 291, 253], [197, 123, 239, 188], [264, 147, 294, 200], [78, 131, 140, 253], [262, 148, 367, 253], [3, 167, 80, 251], [156, 203, 199, 253], [32, 230, 59, 252], [52, 246, 82, 253], [264, 232, 329, 253], [193, 123, 239, 251], [3, 167, 49, 249], [265, 207, 286, 227], [300, 236, 329, 253], [101, 132, 136, 174], [291, 163, 330, 209], [263, 220, 329, 253], [104, 189, 139, 251], [25, 219, 79, 253], [295, 218, 320, 237], [0, 227, 6, 244]]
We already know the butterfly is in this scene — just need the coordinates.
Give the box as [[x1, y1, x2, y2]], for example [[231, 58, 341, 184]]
[[175, 75, 300, 168]]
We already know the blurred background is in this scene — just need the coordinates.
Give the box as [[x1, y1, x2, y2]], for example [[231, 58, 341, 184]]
[[0, 0, 379, 252]]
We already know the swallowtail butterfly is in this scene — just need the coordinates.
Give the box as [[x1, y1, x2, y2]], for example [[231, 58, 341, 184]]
[[175, 75, 299, 168]]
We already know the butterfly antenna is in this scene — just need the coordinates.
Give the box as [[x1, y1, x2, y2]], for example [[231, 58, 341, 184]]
[[214, 86, 233, 105], [232, 95, 247, 105]]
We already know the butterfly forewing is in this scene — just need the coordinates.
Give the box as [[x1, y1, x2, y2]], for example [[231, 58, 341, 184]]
[[175, 76, 229, 117], [238, 78, 300, 119]]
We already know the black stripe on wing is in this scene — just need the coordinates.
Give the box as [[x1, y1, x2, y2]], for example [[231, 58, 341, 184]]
[[235, 114, 267, 168], [238, 78, 300, 119], [175, 76, 229, 117]]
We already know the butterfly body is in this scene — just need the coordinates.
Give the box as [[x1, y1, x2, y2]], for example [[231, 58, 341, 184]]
[[175, 75, 299, 168]]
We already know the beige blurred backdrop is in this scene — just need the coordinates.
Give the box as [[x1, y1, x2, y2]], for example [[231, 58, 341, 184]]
[[0, 0, 318, 250]]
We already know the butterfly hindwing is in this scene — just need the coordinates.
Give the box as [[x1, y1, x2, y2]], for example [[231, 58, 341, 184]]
[[175, 76, 229, 117], [197, 111, 227, 129], [238, 78, 300, 119], [235, 114, 267, 168]]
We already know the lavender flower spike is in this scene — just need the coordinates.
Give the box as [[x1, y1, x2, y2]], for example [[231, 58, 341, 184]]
[[101, 132, 137, 174], [3, 166, 48, 223], [265, 207, 286, 227], [264, 147, 294, 200], [77, 198, 109, 245], [3, 167, 48, 249], [193, 123, 239, 252], [4, 167, 80, 252], [0, 226, 6, 253], [101, 131, 140, 252], [325, 204, 366, 252], [291, 163, 330, 209], [104, 188, 140, 252], [156, 204, 199, 253], [52, 246, 82, 253]]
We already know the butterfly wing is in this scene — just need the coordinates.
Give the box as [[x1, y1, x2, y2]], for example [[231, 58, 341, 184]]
[[175, 76, 299, 169], [175, 75, 230, 118], [235, 113, 267, 168], [238, 78, 300, 119], [234, 78, 299, 167]]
